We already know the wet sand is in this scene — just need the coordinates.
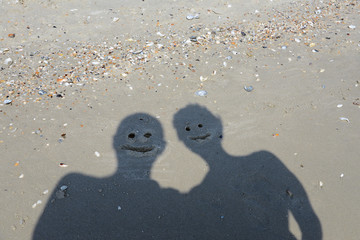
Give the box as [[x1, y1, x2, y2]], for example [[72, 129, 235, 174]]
[[1, 0, 359, 239]]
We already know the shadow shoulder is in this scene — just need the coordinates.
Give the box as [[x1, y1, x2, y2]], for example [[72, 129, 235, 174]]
[[246, 150, 286, 167]]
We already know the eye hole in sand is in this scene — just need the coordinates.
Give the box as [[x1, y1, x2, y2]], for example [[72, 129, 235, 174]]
[[198, 124, 203, 128], [185, 126, 191, 131], [128, 133, 136, 139], [144, 133, 152, 138]]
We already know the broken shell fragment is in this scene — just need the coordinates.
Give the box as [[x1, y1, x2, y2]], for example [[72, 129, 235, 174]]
[[59, 163, 69, 167], [186, 14, 200, 20], [339, 117, 350, 122], [4, 99, 12, 105], [4, 58, 13, 66], [32, 200, 42, 209], [190, 36, 198, 42]]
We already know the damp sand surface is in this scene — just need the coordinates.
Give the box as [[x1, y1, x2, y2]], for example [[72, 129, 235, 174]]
[[0, 0, 360, 239]]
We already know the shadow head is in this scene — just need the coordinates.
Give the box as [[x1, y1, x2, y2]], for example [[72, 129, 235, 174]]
[[173, 104, 223, 151], [113, 113, 165, 160]]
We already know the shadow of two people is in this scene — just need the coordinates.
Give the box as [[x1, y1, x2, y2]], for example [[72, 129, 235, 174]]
[[33, 104, 322, 240]]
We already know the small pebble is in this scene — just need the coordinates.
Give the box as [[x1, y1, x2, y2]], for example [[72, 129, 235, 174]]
[[38, 90, 47, 95], [337, 104, 343, 108], [348, 25, 356, 29], [19, 218, 25, 225], [95, 151, 101, 157], [244, 86, 254, 92], [195, 90, 208, 97]]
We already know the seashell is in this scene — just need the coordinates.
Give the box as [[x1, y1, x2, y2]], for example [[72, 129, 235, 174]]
[[59, 163, 69, 168], [4, 58, 13, 66], [4, 99, 12, 104], [186, 14, 200, 20], [339, 117, 349, 122]]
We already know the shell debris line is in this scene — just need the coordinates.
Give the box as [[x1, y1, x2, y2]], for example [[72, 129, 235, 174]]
[[0, 1, 359, 107]]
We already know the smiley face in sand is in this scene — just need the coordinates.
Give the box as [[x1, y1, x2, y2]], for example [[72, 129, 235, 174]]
[[114, 113, 165, 159], [173, 104, 223, 149]]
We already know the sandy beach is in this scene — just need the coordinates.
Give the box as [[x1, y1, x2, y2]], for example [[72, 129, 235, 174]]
[[1, 0, 359, 239]]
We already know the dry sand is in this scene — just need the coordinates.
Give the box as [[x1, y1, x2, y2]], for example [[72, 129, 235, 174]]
[[1, 0, 359, 239]]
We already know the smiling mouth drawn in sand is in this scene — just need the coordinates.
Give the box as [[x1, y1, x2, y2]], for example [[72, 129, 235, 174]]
[[121, 144, 155, 153], [185, 124, 212, 143]]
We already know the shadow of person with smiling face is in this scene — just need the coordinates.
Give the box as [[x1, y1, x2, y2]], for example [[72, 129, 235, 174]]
[[33, 113, 183, 239], [173, 104, 322, 240]]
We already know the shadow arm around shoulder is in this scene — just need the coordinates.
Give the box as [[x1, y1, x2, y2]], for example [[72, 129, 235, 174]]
[[256, 151, 322, 240], [288, 181, 322, 240]]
